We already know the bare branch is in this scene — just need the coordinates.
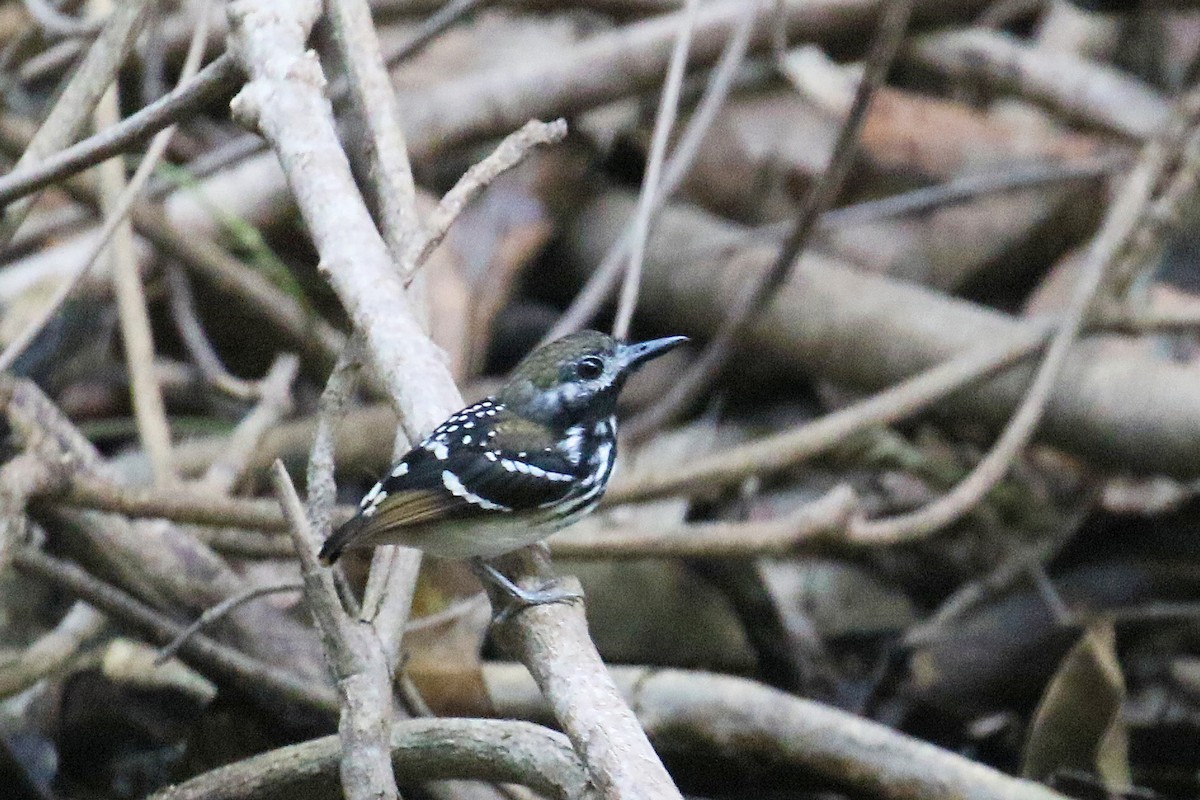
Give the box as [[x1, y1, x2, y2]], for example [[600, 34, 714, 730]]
[[612, 0, 700, 340], [0, 55, 240, 206], [150, 718, 591, 800], [0, 0, 152, 248], [326, 0, 421, 259]]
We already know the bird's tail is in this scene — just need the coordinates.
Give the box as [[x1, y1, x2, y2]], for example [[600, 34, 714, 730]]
[[318, 515, 365, 565]]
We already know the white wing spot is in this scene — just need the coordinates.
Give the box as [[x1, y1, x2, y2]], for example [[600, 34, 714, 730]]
[[391, 462, 409, 477], [464, 421, 474, 429], [429, 441, 449, 460], [442, 470, 508, 511], [462, 435, 472, 444], [360, 482, 384, 508]]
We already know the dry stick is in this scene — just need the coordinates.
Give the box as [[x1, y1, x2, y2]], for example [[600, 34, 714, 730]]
[[22, 0, 105, 38], [850, 92, 1200, 544], [11, 545, 338, 716], [606, 323, 1053, 505], [273, 461, 401, 800], [611, 0, 701, 340], [228, 0, 461, 702], [0, 3, 212, 377], [95, 72, 175, 485], [297, 347, 404, 800], [154, 581, 303, 665], [0, 55, 240, 206], [381, 0, 494, 67], [326, 0, 422, 260], [627, 0, 916, 440], [149, 718, 591, 800], [819, 152, 1129, 226], [904, 28, 1171, 140], [312, 346, 415, 670], [546, 0, 762, 342], [58, 473, 292, 528], [486, 552, 684, 800], [0, 116, 345, 370], [488, 665, 1071, 800], [403, 118, 568, 280], [0, 0, 151, 249], [0, 601, 105, 699], [550, 484, 856, 558], [18, 39, 85, 85], [91, 0, 213, 486], [199, 353, 299, 492], [164, 265, 262, 401]]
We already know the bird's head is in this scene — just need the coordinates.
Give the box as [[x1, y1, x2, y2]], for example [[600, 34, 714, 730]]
[[498, 330, 687, 426]]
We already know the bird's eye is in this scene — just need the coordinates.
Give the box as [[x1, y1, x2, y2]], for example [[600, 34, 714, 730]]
[[577, 356, 604, 380]]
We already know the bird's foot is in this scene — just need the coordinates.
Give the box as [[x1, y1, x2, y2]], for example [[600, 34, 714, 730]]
[[469, 558, 582, 624]]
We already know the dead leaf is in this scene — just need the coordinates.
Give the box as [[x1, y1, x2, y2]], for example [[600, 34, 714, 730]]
[[1022, 621, 1132, 791]]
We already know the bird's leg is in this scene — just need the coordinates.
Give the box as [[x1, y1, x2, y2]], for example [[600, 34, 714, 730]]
[[468, 557, 581, 622]]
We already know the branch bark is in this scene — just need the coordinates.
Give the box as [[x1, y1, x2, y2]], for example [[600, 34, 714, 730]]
[[487, 665, 1069, 800]]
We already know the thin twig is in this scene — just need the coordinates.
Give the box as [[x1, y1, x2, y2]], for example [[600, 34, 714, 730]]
[[12, 545, 338, 716], [0, 55, 240, 207], [627, 0, 916, 438], [164, 265, 261, 401], [149, 718, 591, 800], [22, 0, 105, 38], [91, 0, 213, 486], [612, 0, 701, 340], [273, 461, 401, 800], [57, 472, 296, 529], [850, 87, 1200, 543], [402, 119, 568, 281], [0, 0, 152, 249], [392, 1, 497, 66], [546, 0, 762, 342], [0, 601, 105, 699], [819, 152, 1129, 226], [550, 484, 856, 558], [199, 353, 299, 492], [155, 582, 303, 665], [327, 0, 422, 260], [607, 324, 1052, 505]]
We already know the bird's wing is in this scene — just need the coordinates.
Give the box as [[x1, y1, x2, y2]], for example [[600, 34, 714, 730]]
[[319, 443, 579, 563]]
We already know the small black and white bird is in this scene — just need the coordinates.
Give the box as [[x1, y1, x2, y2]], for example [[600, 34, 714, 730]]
[[319, 330, 687, 605]]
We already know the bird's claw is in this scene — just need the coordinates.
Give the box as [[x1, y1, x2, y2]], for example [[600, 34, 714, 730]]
[[469, 558, 582, 624]]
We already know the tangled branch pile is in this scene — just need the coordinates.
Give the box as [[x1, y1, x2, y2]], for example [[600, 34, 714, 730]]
[[0, 1, 1198, 799]]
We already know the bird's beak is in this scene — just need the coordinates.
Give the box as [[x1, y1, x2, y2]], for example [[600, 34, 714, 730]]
[[617, 335, 689, 372]]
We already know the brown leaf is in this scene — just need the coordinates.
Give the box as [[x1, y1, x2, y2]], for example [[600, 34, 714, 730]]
[[1022, 621, 1131, 791]]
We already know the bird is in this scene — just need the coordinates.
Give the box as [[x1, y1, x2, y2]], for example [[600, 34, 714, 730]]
[[319, 329, 687, 607]]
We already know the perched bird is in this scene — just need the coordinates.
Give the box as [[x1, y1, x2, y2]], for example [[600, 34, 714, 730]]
[[319, 330, 687, 605]]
